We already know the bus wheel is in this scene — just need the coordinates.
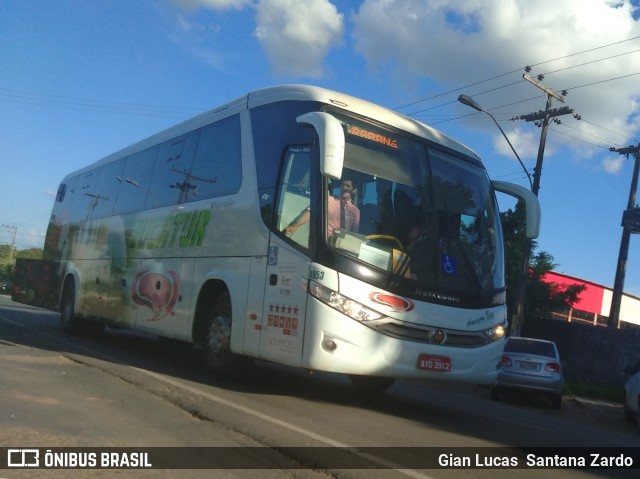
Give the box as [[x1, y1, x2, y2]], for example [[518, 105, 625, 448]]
[[200, 293, 244, 378], [349, 374, 395, 393], [60, 284, 80, 334]]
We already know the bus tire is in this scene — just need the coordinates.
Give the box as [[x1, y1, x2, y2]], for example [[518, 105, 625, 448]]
[[60, 282, 104, 335], [199, 292, 247, 379], [60, 283, 81, 334], [349, 374, 395, 393]]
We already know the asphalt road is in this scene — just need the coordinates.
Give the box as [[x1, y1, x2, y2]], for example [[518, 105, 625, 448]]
[[0, 295, 638, 479]]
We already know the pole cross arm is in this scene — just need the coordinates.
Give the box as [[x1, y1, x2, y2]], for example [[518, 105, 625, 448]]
[[515, 106, 574, 123], [523, 74, 566, 102], [622, 208, 640, 234], [610, 145, 640, 156]]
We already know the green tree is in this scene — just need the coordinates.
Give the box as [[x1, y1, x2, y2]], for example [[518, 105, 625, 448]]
[[0, 247, 43, 288], [501, 201, 584, 324], [15, 248, 43, 260], [0, 244, 12, 261]]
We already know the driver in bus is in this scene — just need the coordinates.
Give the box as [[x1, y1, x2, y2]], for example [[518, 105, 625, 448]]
[[284, 177, 360, 237]]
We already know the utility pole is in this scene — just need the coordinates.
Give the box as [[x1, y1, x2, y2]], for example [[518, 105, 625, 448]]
[[608, 144, 640, 328], [509, 71, 574, 336], [1, 224, 17, 262], [514, 73, 574, 196]]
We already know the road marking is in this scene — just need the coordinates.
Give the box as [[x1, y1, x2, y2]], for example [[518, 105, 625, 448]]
[[133, 369, 435, 479], [0, 315, 434, 478]]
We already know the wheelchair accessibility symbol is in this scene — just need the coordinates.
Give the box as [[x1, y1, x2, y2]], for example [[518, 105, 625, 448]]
[[441, 254, 457, 276], [268, 246, 279, 266]]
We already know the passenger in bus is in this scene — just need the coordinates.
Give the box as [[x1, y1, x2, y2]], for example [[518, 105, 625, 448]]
[[284, 178, 360, 237]]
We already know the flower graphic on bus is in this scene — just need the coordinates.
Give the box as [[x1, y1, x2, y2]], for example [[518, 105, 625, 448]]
[[131, 263, 179, 321]]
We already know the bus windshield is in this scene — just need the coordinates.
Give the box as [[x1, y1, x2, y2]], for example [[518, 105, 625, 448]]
[[325, 113, 505, 306]]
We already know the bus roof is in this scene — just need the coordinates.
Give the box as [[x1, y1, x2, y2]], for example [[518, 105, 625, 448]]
[[65, 84, 480, 180], [248, 85, 480, 160]]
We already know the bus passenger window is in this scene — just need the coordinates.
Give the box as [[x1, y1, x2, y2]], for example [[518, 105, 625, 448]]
[[56, 184, 67, 202], [114, 147, 158, 214], [190, 115, 242, 200], [71, 172, 98, 223], [148, 130, 199, 207], [90, 159, 125, 220]]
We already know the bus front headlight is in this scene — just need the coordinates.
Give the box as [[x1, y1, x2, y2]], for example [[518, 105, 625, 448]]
[[307, 280, 385, 322], [484, 321, 507, 341]]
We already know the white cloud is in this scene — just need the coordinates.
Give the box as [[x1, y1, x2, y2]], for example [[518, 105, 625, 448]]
[[169, 0, 343, 78], [165, 0, 238, 70], [255, 0, 344, 78], [352, 0, 640, 171], [494, 126, 540, 163], [602, 156, 626, 173]]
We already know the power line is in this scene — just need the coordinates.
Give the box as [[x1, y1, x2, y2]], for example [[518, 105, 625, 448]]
[[549, 124, 618, 149], [529, 35, 640, 69], [580, 118, 636, 144], [394, 34, 640, 111], [0, 88, 206, 118], [539, 48, 640, 77], [394, 70, 524, 111], [405, 79, 523, 116], [422, 94, 543, 125], [562, 71, 640, 93], [419, 69, 640, 126], [418, 64, 640, 149]]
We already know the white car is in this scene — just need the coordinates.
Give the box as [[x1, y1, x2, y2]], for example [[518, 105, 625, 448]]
[[491, 337, 564, 408], [624, 359, 640, 430]]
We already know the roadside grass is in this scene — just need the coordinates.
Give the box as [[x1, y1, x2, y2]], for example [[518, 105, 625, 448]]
[[563, 381, 625, 403]]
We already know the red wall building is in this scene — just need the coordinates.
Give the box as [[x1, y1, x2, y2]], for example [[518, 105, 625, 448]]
[[543, 271, 640, 328]]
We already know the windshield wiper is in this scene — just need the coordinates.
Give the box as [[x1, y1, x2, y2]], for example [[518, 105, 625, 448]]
[[387, 217, 433, 289], [452, 234, 488, 304]]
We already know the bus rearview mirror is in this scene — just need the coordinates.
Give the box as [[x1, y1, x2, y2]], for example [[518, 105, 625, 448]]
[[296, 112, 345, 180], [492, 180, 541, 239]]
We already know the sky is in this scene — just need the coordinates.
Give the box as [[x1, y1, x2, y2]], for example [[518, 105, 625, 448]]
[[2, 0, 640, 297]]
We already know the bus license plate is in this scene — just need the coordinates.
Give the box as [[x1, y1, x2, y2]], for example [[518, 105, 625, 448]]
[[417, 354, 451, 372]]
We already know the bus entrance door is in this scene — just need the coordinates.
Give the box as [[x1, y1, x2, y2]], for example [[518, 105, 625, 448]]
[[259, 237, 310, 366], [259, 144, 312, 365]]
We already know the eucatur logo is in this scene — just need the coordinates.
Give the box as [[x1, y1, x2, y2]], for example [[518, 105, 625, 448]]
[[369, 292, 414, 312]]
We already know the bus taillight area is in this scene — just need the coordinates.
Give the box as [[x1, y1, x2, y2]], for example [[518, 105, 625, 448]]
[[302, 284, 506, 386], [11, 258, 61, 310]]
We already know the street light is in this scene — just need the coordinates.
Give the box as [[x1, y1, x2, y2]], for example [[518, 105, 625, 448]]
[[457, 94, 533, 189], [458, 94, 532, 336]]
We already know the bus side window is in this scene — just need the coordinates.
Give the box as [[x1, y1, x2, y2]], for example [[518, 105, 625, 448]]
[[71, 171, 98, 223], [56, 184, 67, 202], [148, 130, 199, 207], [90, 158, 125, 220], [114, 147, 158, 214], [190, 115, 242, 200], [276, 146, 311, 250]]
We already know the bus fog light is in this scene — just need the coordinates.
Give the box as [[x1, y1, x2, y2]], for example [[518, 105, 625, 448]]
[[322, 339, 337, 351]]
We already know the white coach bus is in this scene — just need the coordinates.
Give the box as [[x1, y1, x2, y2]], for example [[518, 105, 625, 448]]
[[34, 85, 539, 390]]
